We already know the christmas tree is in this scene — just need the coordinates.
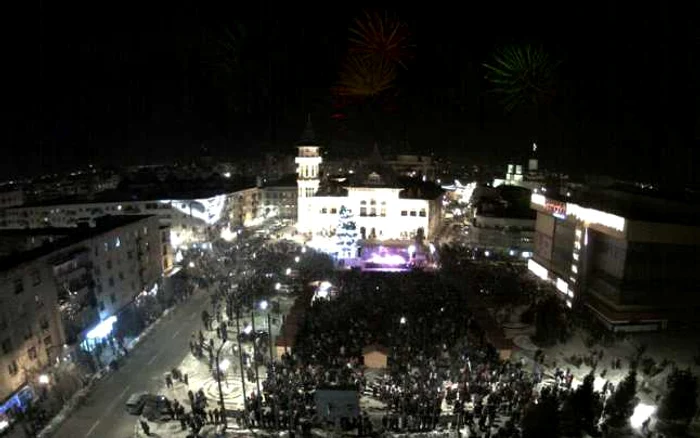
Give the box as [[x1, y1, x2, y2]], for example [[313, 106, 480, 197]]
[[336, 206, 358, 258]]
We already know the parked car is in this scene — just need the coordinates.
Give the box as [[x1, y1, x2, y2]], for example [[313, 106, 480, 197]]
[[142, 395, 171, 422], [125, 392, 149, 415]]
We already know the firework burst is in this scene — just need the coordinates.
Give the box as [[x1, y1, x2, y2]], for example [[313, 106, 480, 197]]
[[483, 44, 559, 112], [349, 10, 413, 69], [335, 54, 397, 98]]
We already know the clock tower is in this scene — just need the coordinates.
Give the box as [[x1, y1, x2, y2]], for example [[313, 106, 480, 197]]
[[295, 118, 321, 232]]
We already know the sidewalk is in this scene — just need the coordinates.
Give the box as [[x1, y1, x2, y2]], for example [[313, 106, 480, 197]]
[[35, 305, 179, 438], [133, 295, 298, 438]]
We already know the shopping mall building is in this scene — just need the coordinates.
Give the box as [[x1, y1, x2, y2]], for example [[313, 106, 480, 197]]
[[528, 186, 700, 332]]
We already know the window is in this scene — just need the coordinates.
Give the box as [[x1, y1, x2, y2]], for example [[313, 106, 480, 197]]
[[31, 270, 41, 286], [127, 251, 133, 260], [115, 237, 121, 248], [370, 208, 376, 216], [110, 293, 116, 304], [118, 272, 124, 281], [1, 338, 12, 354], [401, 211, 408, 216], [330, 208, 337, 214], [360, 207, 367, 217], [8, 360, 18, 376], [106, 260, 112, 270], [14, 279, 23, 294], [419, 209, 426, 217], [108, 277, 115, 287], [410, 211, 417, 217], [380, 208, 386, 217], [103, 242, 109, 252], [360, 200, 367, 205], [370, 199, 376, 205], [321, 208, 327, 214], [28, 347, 37, 360]]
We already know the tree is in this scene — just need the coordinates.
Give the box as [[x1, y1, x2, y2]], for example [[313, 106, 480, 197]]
[[658, 368, 698, 425], [562, 372, 603, 436], [605, 370, 638, 428], [336, 206, 358, 258], [533, 296, 565, 346], [522, 387, 560, 438]]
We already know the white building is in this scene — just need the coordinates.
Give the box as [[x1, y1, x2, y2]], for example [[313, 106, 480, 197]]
[[0, 186, 261, 249], [295, 123, 443, 243]]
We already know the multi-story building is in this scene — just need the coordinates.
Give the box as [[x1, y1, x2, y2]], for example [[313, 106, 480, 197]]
[[0, 188, 24, 209], [0, 256, 65, 407], [528, 185, 700, 332], [0, 215, 164, 408], [0, 185, 261, 249], [261, 175, 298, 220], [295, 124, 443, 243]]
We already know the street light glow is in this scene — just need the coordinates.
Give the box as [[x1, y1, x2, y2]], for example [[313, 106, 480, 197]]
[[275, 282, 281, 291], [38, 374, 50, 385], [219, 358, 230, 371], [294, 256, 300, 263], [259, 300, 269, 311], [400, 316, 407, 325]]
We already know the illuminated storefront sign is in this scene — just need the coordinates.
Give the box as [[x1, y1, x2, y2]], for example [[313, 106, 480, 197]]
[[545, 200, 567, 219]]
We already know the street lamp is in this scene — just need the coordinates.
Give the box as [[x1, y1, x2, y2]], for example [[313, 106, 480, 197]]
[[294, 256, 300, 263], [285, 268, 291, 276], [259, 300, 269, 311], [215, 340, 229, 430], [400, 316, 407, 325], [274, 282, 281, 291]]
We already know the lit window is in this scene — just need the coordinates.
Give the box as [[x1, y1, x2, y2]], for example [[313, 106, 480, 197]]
[[115, 237, 121, 248]]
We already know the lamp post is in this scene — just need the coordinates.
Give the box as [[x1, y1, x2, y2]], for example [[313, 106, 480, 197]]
[[259, 299, 279, 430], [235, 309, 247, 420], [215, 340, 229, 430], [250, 310, 262, 397]]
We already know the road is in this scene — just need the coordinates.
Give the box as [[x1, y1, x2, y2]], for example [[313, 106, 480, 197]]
[[51, 288, 212, 438]]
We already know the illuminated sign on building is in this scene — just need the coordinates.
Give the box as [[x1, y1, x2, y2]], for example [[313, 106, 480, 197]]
[[566, 203, 626, 232], [545, 200, 567, 219], [527, 259, 549, 280]]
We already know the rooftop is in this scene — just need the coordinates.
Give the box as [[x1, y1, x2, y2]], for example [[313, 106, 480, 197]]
[[16, 177, 256, 208], [545, 184, 700, 226], [0, 215, 155, 272]]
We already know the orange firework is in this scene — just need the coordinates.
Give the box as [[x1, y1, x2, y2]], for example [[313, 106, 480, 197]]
[[349, 10, 412, 69], [335, 54, 397, 98]]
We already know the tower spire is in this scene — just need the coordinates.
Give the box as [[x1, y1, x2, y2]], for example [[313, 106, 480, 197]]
[[297, 114, 319, 146]]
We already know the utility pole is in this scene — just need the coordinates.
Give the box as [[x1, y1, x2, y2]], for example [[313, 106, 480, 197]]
[[235, 309, 247, 419], [251, 310, 261, 396], [215, 340, 228, 431]]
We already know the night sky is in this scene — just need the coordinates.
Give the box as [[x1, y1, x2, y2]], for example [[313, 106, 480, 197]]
[[8, 2, 699, 183]]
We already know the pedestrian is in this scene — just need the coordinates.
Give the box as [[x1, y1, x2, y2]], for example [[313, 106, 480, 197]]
[[209, 409, 214, 424], [184, 373, 189, 386], [139, 420, 151, 436]]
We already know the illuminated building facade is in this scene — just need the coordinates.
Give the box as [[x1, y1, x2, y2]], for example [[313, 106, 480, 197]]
[[0, 186, 262, 249], [295, 127, 443, 242], [0, 215, 163, 404], [529, 187, 700, 332]]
